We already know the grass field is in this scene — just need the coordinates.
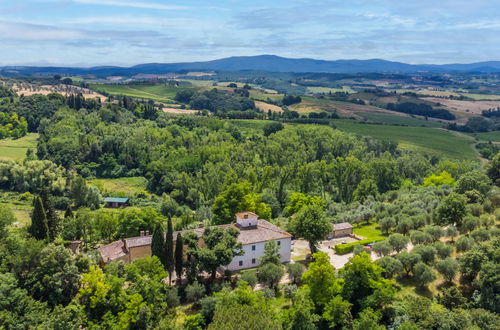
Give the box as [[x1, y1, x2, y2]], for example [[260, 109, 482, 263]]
[[331, 120, 477, 161], [358, 112, 443, 128], [90, 177, 148, 197], [0, 133, 38, 161], [353, 222, 386, 240]]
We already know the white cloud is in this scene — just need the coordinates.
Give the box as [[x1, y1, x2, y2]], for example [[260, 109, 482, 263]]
[[0, 21, 83, 40], [73, 0, 189, 10]]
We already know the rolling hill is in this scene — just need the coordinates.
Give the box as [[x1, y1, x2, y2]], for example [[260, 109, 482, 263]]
[[2, 55, 500, 77]]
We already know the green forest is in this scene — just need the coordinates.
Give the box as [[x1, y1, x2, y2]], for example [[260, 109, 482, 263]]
[[0, 81, 499, 330]]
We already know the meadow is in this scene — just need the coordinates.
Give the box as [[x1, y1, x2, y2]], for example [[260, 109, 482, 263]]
[[89, 177, 149, 197], [0, 133, 38, 161]]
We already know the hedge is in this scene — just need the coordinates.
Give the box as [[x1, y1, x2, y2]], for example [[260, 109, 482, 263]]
[[335, 238, 385, 255]]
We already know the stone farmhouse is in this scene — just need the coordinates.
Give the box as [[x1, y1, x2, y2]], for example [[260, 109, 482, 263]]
[[99, 211, 292, 271]]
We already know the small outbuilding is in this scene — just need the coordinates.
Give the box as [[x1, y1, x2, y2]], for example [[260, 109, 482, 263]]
[[104, 197, 129, 208], [329, 222, 353, 239]]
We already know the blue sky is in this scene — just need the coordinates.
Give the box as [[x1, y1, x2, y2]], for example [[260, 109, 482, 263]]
[[1, 0, 499, 66]]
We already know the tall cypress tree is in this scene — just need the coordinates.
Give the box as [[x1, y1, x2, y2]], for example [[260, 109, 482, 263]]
[[151, 223, 166, 266], [40, 190, 59, 240], [175, 233, 184, 283], [64, 205, 74, 219], [165, 217, 174, 283], [29, 196, 49, 240]]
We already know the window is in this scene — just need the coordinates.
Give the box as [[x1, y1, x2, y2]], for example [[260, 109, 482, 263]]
[[239, 260, 243, 266], [252, 258, 256, 264], [277, 240, 281, 246], [252, 245, 256, 251]]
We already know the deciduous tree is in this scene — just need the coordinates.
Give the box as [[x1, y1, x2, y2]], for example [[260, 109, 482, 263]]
[[289, 204, 330, 253]]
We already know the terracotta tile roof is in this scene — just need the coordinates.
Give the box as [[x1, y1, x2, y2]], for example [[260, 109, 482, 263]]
[[99, 240, 128, 263], [99, 219, 292, 263], [236, 219, 292, 244], [332, 222, 353, 231], [124, 236, 152, 248], [235, 211, 258, 218], [173, 220, 291, 245]]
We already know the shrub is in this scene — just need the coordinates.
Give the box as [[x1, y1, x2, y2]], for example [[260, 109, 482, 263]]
[[185, 281, 206, 303], [200, 296, 216, 324], [239, 271, 258, 288], [183, 314, 204, 330], [283, 284, 298, 299], [456, 236, 475, 252], [286, 263, 305, 284], [335, 238, 385, 255], [257, 263, 284, 289], [165, 287, 180, 308]]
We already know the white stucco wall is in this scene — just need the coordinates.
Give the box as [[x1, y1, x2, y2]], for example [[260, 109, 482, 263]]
[[225, 238, 292, 271]]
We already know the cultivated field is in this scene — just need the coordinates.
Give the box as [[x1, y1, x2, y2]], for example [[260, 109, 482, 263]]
[[254, 101, 283, 113], [357, 111, 443, 127], [12, 83, 106, 101], [422, 97, 500, 114], [466, 131, 500, 143], [331, 120, 476, 160], [306, 86, 356, 94], [89, 84, 195, 103], [162, 108, 199, 115], [460, 93, 500, 100]]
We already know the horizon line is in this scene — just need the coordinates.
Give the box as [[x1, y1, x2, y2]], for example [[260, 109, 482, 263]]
[[1, 54, 500, 69]]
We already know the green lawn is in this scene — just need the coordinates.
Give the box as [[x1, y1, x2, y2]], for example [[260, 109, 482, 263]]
[[353, 222, 386, 240], [331, 120, 477, 161], [89, 177, 148, 197], [357, 112, 443, 128], [0, 133, 38, 161]]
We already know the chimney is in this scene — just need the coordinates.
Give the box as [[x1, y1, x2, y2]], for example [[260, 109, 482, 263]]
[[140, 231, 145, 236], [145, 230, 150, 236]]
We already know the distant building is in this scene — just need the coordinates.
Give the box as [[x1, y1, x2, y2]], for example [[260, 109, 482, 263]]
[[99, 230, 151, 264], [104, 197, 129, 208], [329, 222, 354, 239], [98, 211, 292, 271], [67, 240, 82, 254]]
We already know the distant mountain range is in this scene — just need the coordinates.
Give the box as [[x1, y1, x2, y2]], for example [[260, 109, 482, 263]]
[[2, 55, 500, 76]]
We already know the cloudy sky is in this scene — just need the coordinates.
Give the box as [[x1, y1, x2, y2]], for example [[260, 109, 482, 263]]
[[1, 0, 499, 66]]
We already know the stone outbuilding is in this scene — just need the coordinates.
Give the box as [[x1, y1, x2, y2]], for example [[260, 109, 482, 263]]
[[329, 222, 354, 239]]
